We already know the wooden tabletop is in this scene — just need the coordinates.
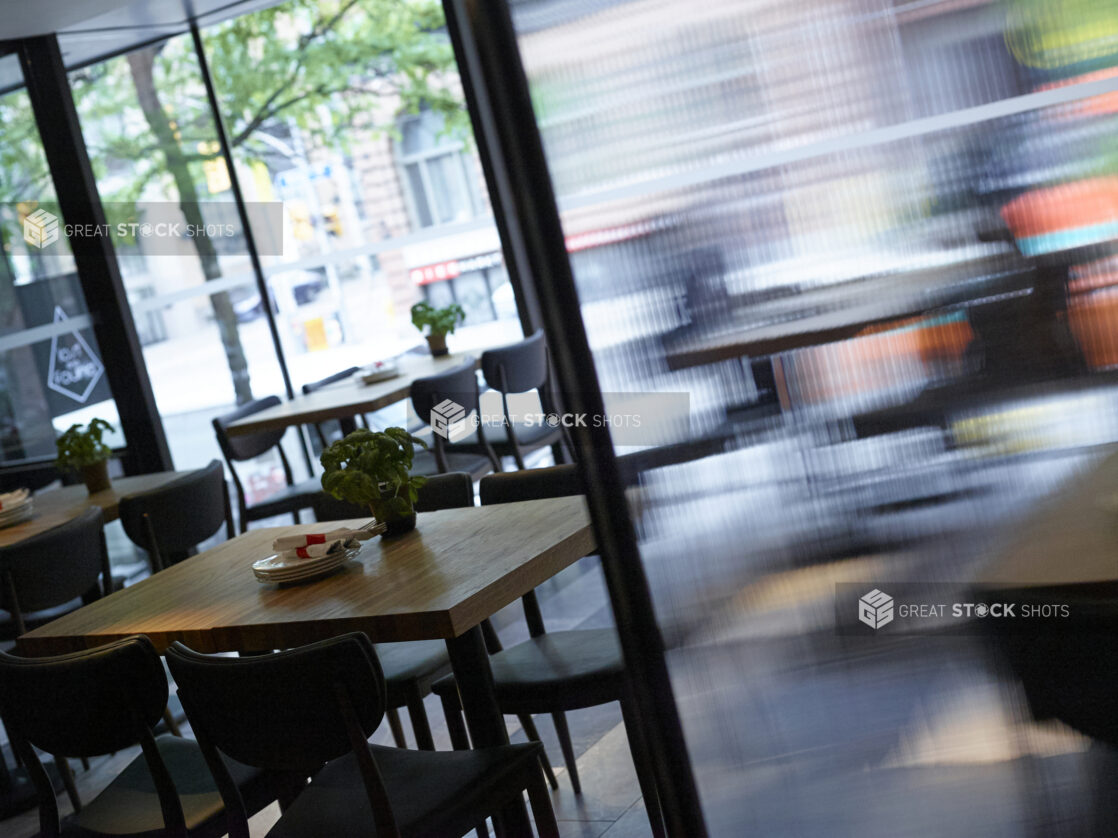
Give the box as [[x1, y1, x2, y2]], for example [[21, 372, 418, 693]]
[[17, 496, 594, 656], [225, 353, 480, 436], [977, 449, 1118, 590], [0, 471, 193, 550]]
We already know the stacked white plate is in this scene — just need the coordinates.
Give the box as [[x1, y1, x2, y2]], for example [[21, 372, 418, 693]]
[[252, 543, 362, 584], [360, 359, 400, 385], [0, 488, 33, 529]]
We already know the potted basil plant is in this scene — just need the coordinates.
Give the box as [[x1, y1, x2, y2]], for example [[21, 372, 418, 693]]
[[320, 427, 428, 537], [410, 301, 465, 357], [55, 418, 115, 494]]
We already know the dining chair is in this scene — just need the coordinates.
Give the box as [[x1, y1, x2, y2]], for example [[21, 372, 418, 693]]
[[467, 330, 569, 469], [213, 396, 322, 532], [0, 635, 296, 838], [408, 359, 500, 479], [301, 366, 364, 451], [166, 632, 560, 838], [118, 460, 233, 573], [310, 471, 557, 783], [431, 464, 666, 838], [0, 507, 110, 639]]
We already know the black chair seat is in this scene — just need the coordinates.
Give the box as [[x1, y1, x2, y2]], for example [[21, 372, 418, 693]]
[[268, 742, 542, 838], [410, 449, 493, 481], [243, 477, 323, 520], [69, 734, 265, 836], [377, 640, 451, 703], [433, 629, 625, 713]]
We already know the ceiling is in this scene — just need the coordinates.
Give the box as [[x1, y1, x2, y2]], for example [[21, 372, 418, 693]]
[[1, 0, 286, 68]]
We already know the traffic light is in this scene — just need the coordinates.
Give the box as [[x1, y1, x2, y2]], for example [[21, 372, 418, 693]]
[[322, 207, 343, 238]]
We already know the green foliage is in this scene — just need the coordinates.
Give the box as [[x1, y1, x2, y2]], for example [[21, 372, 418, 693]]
[[410, 301, 465, 337], [49, 0, 468, 211], [320, 427, 428, 519], [55, 418, 115, 470]]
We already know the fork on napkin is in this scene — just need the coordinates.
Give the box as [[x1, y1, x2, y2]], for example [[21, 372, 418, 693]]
[[271, 523, 384, 560]]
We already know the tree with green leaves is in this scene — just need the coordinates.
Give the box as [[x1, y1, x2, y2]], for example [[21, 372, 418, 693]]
[[62, 0, 464, 404]]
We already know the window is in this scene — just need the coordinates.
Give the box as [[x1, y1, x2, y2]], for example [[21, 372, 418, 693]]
[[397, 110, 477, 228]]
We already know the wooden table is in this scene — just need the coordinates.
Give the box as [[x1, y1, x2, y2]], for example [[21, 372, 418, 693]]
[[0, 472, 193, 550], [225, 353, 480, 437], [19, 495, 594, 831]]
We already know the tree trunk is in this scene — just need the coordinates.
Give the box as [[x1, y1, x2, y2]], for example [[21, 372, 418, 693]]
[[127, 48, 254, 405]]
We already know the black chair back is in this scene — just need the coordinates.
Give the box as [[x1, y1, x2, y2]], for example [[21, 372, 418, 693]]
[[167, 634, 400, 838], [118, 460, 231, 571], [302, 367, 359, 394], [213, 396, 287, 462], [0, 507, 108, 634], [0, 636, 168, 758], [480, 465, 584, 637], [0, 636, 188, 838], [313, 472, 474, 521], [416, 472, 474, 512], [303, 368, 363, 450], [167, 634, 386, 772], [479, 464, 582, 506], [481, 330, 548, 394], [409, 359, 481, 421]]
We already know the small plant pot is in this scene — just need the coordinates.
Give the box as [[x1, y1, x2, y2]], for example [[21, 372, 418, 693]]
[[81, 461, 111, 495], [371, 504, 417, 538], [426, 333, 449, 357]]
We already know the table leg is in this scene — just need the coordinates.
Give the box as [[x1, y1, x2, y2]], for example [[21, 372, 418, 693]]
[[446, 625, 532, 836]]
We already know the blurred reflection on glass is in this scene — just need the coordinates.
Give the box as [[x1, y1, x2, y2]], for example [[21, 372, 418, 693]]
[[512, 0, 1118, 833]]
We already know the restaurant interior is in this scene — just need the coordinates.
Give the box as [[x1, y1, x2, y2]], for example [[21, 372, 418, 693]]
[[1, 0, 1118, 835]]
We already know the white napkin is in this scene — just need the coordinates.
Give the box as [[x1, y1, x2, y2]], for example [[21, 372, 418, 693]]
[[272, 528, 376, 552], [274, 536, 363, 562]]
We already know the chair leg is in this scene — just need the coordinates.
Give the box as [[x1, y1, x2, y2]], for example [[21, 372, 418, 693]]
[[517, 714, 558, 790], [405, 689, 436, 751], [439, 691, 471, 750], [525, 759, 560, 838], [385, 707, 407, 748], [162, 706, 182, 737], [550, 711, 581, 794], [55, 755, 82, 813], [551, 441, 567, 465], [620, 693, 666, 838]]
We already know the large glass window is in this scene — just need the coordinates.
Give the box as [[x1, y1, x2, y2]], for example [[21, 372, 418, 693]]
[[69, 38, 289, 477], [0, 54, 124, 466], [51, 0, 524, 482], [199, 0, 521, 392]]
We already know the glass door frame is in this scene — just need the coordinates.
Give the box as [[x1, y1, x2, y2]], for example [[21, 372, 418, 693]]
[[2, 34, 172, 476]]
